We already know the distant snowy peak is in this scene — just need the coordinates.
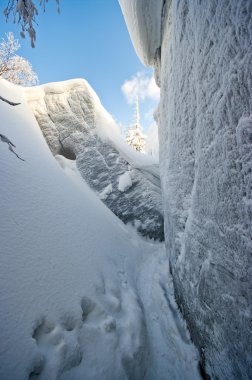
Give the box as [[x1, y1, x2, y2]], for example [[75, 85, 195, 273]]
[[119, 0, 165, 66]]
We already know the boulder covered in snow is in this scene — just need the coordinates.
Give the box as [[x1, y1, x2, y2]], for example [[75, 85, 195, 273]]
[[25, 79, 164, 240], [120, 0, 252, 379]]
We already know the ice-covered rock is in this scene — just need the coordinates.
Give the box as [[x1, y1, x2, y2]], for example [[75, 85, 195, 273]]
[[24, 79, 164, 240], [120, 0, 252, 379]]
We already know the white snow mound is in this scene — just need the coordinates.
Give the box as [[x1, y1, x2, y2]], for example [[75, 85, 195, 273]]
[[118, 171, 132, 192]]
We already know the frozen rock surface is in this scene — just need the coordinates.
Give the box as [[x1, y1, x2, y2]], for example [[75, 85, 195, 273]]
[[120, 0, 252, 379], [25, 79, 164, 241]]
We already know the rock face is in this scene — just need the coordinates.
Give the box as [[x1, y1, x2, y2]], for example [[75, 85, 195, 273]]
[[119, 0, 252, 379], [25, 80, 164, 241]]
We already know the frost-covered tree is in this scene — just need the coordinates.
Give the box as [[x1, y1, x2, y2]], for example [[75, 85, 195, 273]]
[[4, 0, 59, 47], [0, 32, 38, 86], [126, 124, 146, 153], [126, 96, 146, 153]]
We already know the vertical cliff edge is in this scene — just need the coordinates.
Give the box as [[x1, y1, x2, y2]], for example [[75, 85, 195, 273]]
[[119, 1, 252, 379]]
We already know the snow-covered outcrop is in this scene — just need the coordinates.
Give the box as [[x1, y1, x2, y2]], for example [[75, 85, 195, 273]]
[[24, 79, 164, 241], [119, 0, 165, 66], [120, 1, 252, 379], [0, 79, 201, 380]]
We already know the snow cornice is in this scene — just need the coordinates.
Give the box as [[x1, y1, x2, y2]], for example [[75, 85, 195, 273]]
[[119, 0, 169, 67]]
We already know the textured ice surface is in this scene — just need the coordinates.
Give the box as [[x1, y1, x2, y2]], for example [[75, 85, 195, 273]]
[[158, 1, 252, 379], [120, 0, 252, 378], [24, 79, 164, 240]]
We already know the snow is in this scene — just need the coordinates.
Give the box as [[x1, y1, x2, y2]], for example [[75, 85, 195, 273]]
[[157, 2, 252, 378], [24, 78, 163, 240], [138, 246, 200, 380], [120, 0, 252, 378], [0, 78, 201, 379], [145, 123, 159, 159], [24, 78, 120, 141], [24, 78, 156, 170], [118, 0, 164, 66], [99, 183, 113, 200], [54, 155, 88, 193], [118, 171, 132, 192]]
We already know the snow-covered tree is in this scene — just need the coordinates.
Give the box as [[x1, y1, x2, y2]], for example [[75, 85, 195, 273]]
[[126, 124, 146, 153], [126, 96, 146, 153], [0, 32, 38, 86], [4, 0, 59, 47]]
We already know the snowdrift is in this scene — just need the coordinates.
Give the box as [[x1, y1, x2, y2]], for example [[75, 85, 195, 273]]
[[0, 79, 147, 379], [0, 79, 201, 380]]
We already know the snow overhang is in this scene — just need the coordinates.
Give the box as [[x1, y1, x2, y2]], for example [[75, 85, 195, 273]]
[[119, 0, 165, 66]]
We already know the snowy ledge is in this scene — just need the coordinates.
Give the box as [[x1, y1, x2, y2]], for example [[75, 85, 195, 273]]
[[24, 78, 100, 102], [119, 0, 168, 66]]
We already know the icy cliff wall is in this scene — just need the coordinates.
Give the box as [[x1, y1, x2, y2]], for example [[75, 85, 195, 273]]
[[119, 0, 252, 379]]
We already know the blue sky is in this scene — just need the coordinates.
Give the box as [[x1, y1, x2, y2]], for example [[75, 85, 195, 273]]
[[0, 0, 159, 132]]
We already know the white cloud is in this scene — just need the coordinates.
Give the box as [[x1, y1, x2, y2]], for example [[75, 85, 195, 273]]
[[121, 71, 160, 104]]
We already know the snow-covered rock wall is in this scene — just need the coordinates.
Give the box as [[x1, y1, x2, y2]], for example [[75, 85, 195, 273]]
[[24, 79, 164, 240], [120, 0, 252, 379]]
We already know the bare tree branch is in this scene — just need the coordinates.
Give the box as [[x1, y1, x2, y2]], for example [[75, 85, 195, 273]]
[[0, 133, 25, 161], [8, 144, 25, 161], [4, 0, 60, 47], [0, 95, 21, 106]]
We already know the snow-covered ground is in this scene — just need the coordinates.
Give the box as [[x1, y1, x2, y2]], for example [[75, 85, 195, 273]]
[[0, 79, 201, 379]]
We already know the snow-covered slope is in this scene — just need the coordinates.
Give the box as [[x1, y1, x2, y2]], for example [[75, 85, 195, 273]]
[[0, 79, 201, 379], [120, 1, 252, 379], [24, 79, 164, 241], [0, 79, 144, 380]]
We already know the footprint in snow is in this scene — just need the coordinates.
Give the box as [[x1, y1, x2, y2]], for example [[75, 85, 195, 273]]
[[29, 317, 82, 380], [29, 280, 147, 380]]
